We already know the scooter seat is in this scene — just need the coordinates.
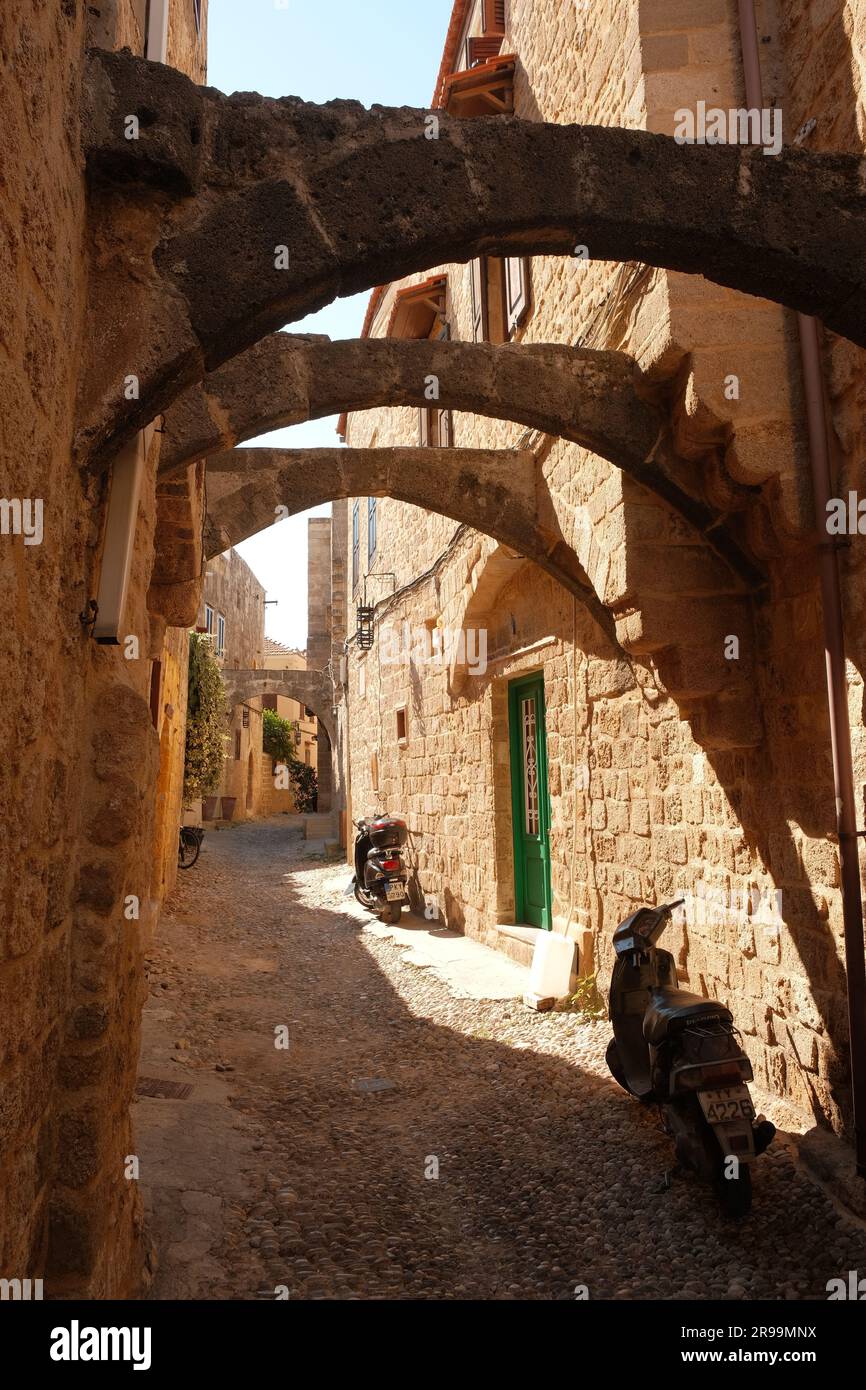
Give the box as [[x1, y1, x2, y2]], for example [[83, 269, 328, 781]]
[[643, 989, 732, 1046]]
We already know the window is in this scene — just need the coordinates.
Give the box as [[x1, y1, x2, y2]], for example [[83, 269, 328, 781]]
[[205, 604, 214, 634], [470, 255, 530, 342], [352, 501, 360, 592], [368, 496, 377, 560], [216, 613, 226, 657], [419, 407, 454, 447], [396, 707, 408, 745], [262, 694, 278, 711], [504, 255, 532, 333], [234, 730, 241, 760], [242, 707, 250, 728], [305, 707, 315, 720]]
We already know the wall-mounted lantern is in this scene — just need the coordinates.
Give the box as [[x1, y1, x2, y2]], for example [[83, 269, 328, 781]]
[[357, 605, 375, 650]]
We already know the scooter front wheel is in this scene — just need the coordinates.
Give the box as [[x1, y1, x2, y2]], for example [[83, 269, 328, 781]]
[[605, 1038, 655, 1103], [605, 1038, 630, 1092]]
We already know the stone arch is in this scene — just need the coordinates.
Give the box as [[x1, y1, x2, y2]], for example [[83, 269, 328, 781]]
[[209, 444, 761, 748], [445, 543, 534, 696], [80, 48, 866, 470], [159, 333, 761, 586], [222, 668, 336, 752], [205, 445, 618, 648]]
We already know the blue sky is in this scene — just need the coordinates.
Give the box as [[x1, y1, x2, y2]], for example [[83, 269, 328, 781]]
[[207, 0, 454, 649]]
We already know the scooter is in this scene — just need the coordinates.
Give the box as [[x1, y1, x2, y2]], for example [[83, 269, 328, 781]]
[[351, 814, 409, 924], [606, 898, 775, 1216]]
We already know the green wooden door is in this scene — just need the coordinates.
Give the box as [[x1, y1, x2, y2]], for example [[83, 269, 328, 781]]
[[508, 674, 553, 930]]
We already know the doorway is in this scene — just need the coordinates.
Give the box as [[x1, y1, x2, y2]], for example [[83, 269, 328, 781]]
[[246, 750, 254, 812], [508, 673, 553, 929]]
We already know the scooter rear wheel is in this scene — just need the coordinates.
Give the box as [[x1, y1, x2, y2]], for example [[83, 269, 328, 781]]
[[379, 902, 402, 924], [353, 882, 377, 911]]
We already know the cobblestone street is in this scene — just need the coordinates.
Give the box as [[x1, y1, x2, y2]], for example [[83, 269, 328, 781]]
[[136, 819, 866, 1301]]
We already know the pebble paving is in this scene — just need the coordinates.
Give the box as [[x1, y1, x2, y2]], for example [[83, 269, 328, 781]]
[[141, 818, 866, 1301]]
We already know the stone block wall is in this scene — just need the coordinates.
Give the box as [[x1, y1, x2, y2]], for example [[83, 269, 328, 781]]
[[0, 0, 209, 1294], [308, 518, 334, 810], [199, 548, 266, 820]]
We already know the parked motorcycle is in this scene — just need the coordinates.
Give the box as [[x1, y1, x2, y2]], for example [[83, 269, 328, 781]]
[[605, 898, 775, 1216], [351, 814, 409, 924]]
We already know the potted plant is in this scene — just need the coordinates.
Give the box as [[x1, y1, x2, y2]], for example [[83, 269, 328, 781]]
[[220, 796, 237, 820]]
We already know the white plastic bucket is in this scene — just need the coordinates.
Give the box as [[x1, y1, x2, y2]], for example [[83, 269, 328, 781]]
[[528, 932, 575, 998]]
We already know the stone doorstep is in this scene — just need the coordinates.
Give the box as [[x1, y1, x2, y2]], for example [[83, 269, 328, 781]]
[[368, 909, 530, 1001], [491, 923, 543, 969]]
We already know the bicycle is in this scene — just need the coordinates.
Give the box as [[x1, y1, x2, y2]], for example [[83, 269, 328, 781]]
[[178, 825, 205, 869]]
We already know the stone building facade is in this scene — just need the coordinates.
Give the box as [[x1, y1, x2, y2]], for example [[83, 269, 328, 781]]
[[196, 548, 267, 821], [338, 0, 866, 1141]]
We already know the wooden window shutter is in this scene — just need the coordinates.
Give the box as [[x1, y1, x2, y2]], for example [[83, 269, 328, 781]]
[[419, 408, 430, 446], [470, 258, 488, 343], [468, 35, 504, 65], [483, 0, 506, 34], [504, 256, 531, 334]]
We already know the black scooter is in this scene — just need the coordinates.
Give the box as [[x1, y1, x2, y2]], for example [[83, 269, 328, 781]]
[[606, 898, 775, 1216], [351, 814, 409, 924]]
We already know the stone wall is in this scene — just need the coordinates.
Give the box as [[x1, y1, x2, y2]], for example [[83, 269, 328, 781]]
[[199, 548, 266, 820], [339, 0, 866, 1137], [0, 0, 208, 1294], [307, 517, 334, 811]]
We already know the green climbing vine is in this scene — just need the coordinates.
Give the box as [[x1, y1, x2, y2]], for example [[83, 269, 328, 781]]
[[183, 631, 227, 803], [262, 707, 319, 813]]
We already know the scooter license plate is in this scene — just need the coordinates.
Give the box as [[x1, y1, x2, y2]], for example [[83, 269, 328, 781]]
[[699, 1085, 755, 1124], [384, 883, 405, 902]]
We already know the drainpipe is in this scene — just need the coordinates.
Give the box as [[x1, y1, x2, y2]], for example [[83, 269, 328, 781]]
[[737, 0, 866, 1177]]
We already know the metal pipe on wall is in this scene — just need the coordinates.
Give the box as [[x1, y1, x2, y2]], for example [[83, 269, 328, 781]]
[[737, 0, 866, 1177]]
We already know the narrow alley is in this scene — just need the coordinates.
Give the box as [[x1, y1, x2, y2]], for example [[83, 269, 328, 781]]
[[136, 820, 866, 1302]]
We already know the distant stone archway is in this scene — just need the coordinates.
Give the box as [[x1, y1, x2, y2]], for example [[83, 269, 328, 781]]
[[222, 668, 336, 752], [80, 48, 866, 471]]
